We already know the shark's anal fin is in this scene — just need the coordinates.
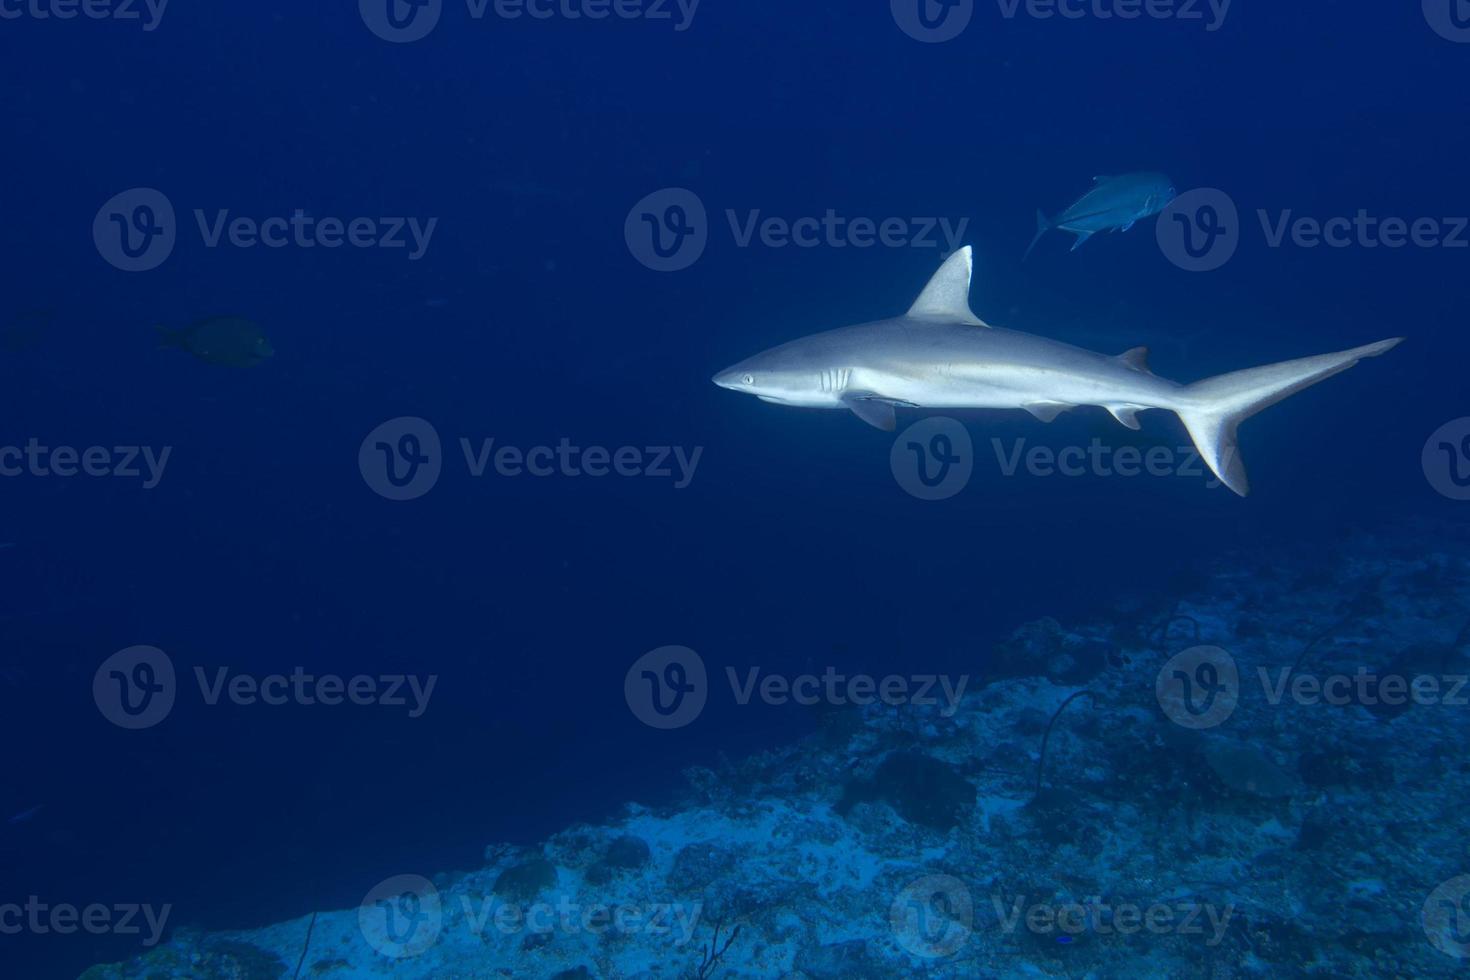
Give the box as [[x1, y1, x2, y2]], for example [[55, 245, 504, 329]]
[[907, 246, 987, 326], [1023, 402, 1072, 423], [1069, 231, 1096, 252], [845, 396, 896, 431], [1107, 406, 1143, 430]]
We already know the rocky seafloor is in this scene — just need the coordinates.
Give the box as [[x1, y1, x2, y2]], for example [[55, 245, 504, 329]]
[[83, 520, 1470, 979]]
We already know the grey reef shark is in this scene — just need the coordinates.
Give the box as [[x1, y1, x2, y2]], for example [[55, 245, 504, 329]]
[[713, 247, 1402, 496]]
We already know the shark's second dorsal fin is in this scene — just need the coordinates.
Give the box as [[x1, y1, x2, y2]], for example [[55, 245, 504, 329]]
[[1117, 346, 1152, 373], [907, 246, 988, 326]]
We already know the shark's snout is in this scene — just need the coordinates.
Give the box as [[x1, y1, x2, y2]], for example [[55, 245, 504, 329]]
[[712, 367, 752, 391]]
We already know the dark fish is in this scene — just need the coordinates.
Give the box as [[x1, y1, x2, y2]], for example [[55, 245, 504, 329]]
[[1360, 618, 1470, 722], [157, 316, 275, 368]]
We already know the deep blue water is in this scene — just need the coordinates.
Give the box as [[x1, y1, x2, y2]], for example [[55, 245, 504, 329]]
[[1, 3, 1466, 976]]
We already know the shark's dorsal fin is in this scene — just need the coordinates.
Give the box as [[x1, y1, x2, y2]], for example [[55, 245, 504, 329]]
[[907, 246, 988, 326], [1117, 346, 1152, 373]]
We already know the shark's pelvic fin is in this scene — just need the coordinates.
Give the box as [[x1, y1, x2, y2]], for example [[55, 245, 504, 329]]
[[844, 395, 896, 431], [1175, 337, 1404, 496], [1023, 401, 1073, 423], [907, 246, 987, 326]]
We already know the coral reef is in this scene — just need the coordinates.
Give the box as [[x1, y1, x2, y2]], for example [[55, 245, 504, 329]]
[[79, 521, 1470, 978]]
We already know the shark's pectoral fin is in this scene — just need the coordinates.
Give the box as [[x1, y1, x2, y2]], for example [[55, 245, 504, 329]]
[[844, 395, 897, 431], [1069, 231, 1096, 252], [1023, 401, 1073, 423], [1121, 220, 1136, 233], [1107, 405, 1144, 430]]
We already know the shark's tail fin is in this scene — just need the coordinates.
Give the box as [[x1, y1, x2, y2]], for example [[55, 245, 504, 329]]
[[1174, 338, 1403, 496], [1024, 210, 1051, 262]]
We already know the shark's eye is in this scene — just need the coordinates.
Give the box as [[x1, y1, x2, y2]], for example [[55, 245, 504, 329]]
[[741, 374, 754, 385]]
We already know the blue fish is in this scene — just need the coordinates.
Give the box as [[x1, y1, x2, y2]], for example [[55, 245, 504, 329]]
[[1026, 172, 1177, 258]]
